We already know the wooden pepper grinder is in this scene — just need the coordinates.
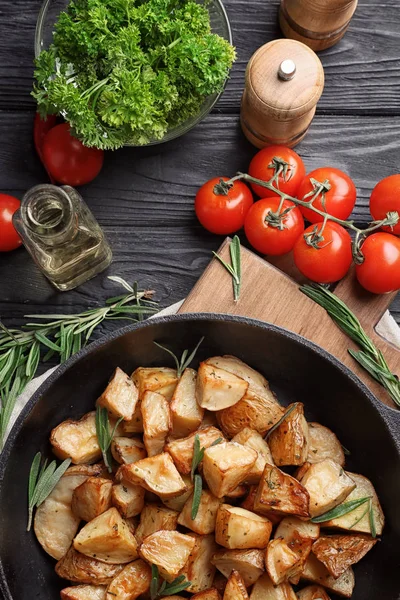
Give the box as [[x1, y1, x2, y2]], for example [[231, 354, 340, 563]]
[[279, 0, 358, 51], [241, 39, 324, 149]]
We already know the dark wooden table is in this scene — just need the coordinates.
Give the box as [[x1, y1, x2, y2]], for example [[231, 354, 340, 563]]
[[1, 0, 399, 351]]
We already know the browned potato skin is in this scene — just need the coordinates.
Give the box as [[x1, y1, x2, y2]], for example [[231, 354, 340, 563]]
[[223, 570, 249, 600], [56, 547, 125, 585], [111, 437, 146, 465], [312, 534, 377, 579], [192, 588, 222, 600], [232, 428, 274, 484], [215, 505, 272, 550], [203, 442, 258, 498], [249, 573, 297, 600], [170, 368, 204, 437], [268, 403, 309, 467], [50, 412, 102, 464], [105, 558, 152, 600], [274, 517, 319, 542], [120, 453, 187, 499], [178, 489, 222, 535], [296, 585, 331, 600], [141, 391, 172, 457], [307, 423, 345, 466], [299, 554, 355, 598], [72, 477, 113, 522], [217, 390, 284, 438], [60, 585, 107, 600], [240, 486, 282, 526], [205, 356, 272, 398], [111, 481, 145, 519], [135, 504, 179, 545], [211, 549, 265, 587], [165, 426, 225, 475], [179, 534, 218, 593], [139, 530, 196, 581], [196, 362, 249, 411], [265, 538, 305, 586], [254, 465, 310, 519], [97, 367, 139, 421]]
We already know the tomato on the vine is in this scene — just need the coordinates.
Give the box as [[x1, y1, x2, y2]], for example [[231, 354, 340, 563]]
[[293, 221, 352, 283], [244, 197, 304, 255], [369, 175, 400, 236], [297, 167, 356, 223], [195, 177, 253, 235], [0, 194, 22, 252], [42, 123, 104, 187], [355, 233, 400, 294], [248, 146, 306, 199]]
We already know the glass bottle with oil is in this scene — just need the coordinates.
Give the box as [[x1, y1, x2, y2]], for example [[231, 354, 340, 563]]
[[13, 184, 112, 291]]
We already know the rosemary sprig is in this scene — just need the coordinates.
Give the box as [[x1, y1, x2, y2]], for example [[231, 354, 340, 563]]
[[191, 474, 203, 520], [301, 284, 400, 407], [310, 497, 372, 524], [190, 434, 222, 519], [213, 235, 242, 302], [27, 452, 71, 531], [265, 403, 298, 441], [154, 337, 204, 378], [150, 564, 191, 600], [95, 406, 123, 473]]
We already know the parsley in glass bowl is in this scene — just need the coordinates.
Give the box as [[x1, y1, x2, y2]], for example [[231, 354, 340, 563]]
[[34, 0, 234, 149]]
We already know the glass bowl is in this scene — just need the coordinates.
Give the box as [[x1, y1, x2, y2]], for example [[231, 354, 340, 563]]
[[34, 0, 233, 147]]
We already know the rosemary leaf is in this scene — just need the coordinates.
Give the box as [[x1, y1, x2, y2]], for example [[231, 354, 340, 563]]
[[310, 497, 372, 523], [95, 406, 123, 473], [369, 499, 377, 538], [107, 276, 134, 293], [191, 474, 203, 520], [213, 235, 242, 302], [348, 505, 370, 530], [154, 337, 204, 379], [161, 576, 191, 596], [150, 564, 159, 600], [265, 403, 298, 441], [191, 434, 204, 481]]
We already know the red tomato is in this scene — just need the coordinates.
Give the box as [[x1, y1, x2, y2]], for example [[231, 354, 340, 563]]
[[293, 221, 352, 283], [42, 124, 104, 186], [370, 175, 400, 235], [356, 233, 400, 294], [195, 177, 253, 235], [297, 167, 356, 223], [248, 146, 306, 199], [0, 194, 22, 252], [244, 197, 304, 255]]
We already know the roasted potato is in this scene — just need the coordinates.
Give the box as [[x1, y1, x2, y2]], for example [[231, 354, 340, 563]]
[[265, 535, 312, 586], [322, 472, 385, 535], [120, 453, 187, 499], [254, 464, 310, 519], [139, 530, 196, 581], [215, 505, 272, 549], [312, 534, 377, 579], [74, 507, 138, 564], [211, 549, 265, 587], [132, 367, 178, 401], [162, 474, 194, 512], [223, 570, 249, 600], [72, 477, 113, 522], [105, 558, 152, 600], [135, 504, 179, 544], [299, 554, 355, 598], [192, 588, 222, 600], [50, 412, 102, 464], [178, 489, 222, 535], [56, 547, 125, 584], [296, 460, 355, 518], [111, 481, 145, 519], [170, 368, 204, 436], [232, 428, 274, 484], [296, 585, 331, 600], [307, 423, 345, 466], [249, 573, 297, 600], [203, 441, 257, 498], [196, 362, 249, 411], [122, 402, 143, 434], [268, 403, 309, 467], [165, 426, 225, 475], [97, 367, 139, 421], [141, 391, 171, 456], [205, 356, 274, 401], [179, 534, 218, 592], [217, 390, 284, 438], [111, 437, 146, 465], [240, 486, 282, 525], [60, 585, 107, 600], [225, 484, 248, 499], [274, 517, 319, 542]]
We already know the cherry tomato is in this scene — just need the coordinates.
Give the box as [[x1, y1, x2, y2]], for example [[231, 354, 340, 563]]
[[370, 175, 400, 235], [356, 233, 400, 294], [195, 177, 253, 235], [297, 167, 356, 223], [248, 146, 306, 199], [42, 124, 104, 186], [244, 197, 304, 255], [293, 221, 352, 283], [0, 194, 22, 252]]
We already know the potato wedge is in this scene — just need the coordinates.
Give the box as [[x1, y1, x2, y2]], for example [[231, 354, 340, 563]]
[[215, 505, 272, 549], [135, 504, 179, 544], [275, 517, 319, 542], [296, 585, 331, 600], [223, 570, 249, 600], [120, 453, 187, 499], [139, 530, 196, 581], [165, 426, 225, 475], [232, 428, 274, 484], [170, 368, 204, 437], [178, 489, 222, 534], [72, 477, 113, 522], [312, 534, 377, 579], [196, 362, 249, 411], [192, 588, 222, 600], [254, 464, 310, 519], [34, 464, 102, 560], [250, 573, 297, 600], [240, 486, 282, 525], [141, 391, 171, 456], [265, 536, 312, 586], [74, 507, 138, 564], [51, 412, 101, 464], [217, 390, 284, 438], [97, 367, 139, 421], [205, 356, 274, 401], [162, 475, 194, 512], [56, 547, 125, 584], [179, 534, 218, 592], [61, 585, 106, 600], [122, 402, 143, 434], [268, 403, 309, 467], [300, 554, 355, 597], [322, 472, 385, 535], [105, 558, 151, 600], [225, 484, 248, 499], [132, 367, 178, 401], [307, 423, 345, 466], [203, 442, 257, 498], [111, 481, 145, 518], [111, 437, 146, 465], [212, 549, 265, 587], [296, 460, 355, 518]]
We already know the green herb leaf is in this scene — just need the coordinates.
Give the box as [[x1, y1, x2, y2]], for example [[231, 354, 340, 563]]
[[369, 499, 377, 538], [311, 497, 372, 523], [150, 565, 191, 599], [96, 406, 123, 473], [191, 474, 203, 520], [150, 564, 159, 600], [213, 236, 242, 302], [154, 337, 204, 379], [265, 403, 298, 441]]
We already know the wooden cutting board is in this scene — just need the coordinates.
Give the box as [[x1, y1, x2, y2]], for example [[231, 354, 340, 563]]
[[178, 238, 400, 408]]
